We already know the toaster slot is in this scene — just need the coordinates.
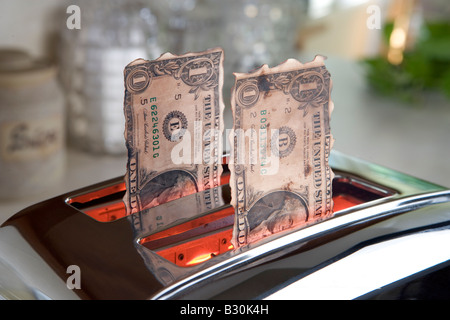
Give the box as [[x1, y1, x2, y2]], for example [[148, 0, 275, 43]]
[[139, 174, 395, 267], [66, 182, 127, 222], [66, 171, 231, 222]]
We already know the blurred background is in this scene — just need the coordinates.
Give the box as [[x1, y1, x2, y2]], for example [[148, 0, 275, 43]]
[[0, 0, 449, 223]]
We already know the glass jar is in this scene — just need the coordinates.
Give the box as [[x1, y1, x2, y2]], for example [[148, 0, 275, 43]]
[[59, 0, 162, 154]]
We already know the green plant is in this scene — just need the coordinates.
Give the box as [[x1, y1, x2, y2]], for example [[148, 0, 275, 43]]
[[362, 21, 450, 103]]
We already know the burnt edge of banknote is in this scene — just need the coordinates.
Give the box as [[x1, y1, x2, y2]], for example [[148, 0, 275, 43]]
[[230, 56, 334, 247], [234, 64, 331, 120], [124, 49, 223, 99], [123, 48, 224, 216]]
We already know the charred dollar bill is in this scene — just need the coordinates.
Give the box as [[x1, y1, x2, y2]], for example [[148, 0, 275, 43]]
[[123, 48, 224, 215], [230, 55, 334, 248]]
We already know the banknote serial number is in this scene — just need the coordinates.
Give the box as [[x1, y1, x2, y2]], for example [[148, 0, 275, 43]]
[[142, 97, 160, 158], [150, 104, 160, 158], [259, 109, 270, 175]]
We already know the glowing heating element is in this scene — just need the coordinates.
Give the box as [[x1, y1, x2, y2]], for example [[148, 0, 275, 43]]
[[67, 171, 393, 268], [141, 193, 364, 267]]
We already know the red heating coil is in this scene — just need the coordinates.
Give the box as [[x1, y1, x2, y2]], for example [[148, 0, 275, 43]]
[[143, 194, 363, 267], [68, 171, 365, 267]]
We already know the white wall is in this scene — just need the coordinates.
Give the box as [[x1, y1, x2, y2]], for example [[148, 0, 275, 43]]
[[0, 0, 67, 59]]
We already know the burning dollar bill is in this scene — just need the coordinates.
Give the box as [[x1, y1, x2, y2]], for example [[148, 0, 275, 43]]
[[229, 55, 334, 248], [123, 48, 224, 215]]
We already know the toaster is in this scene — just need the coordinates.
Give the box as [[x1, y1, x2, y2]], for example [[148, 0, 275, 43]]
[[1, 150, 449, 300]]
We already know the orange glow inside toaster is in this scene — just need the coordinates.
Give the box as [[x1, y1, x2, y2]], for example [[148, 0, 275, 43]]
[[67, 171, 391, 267]]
